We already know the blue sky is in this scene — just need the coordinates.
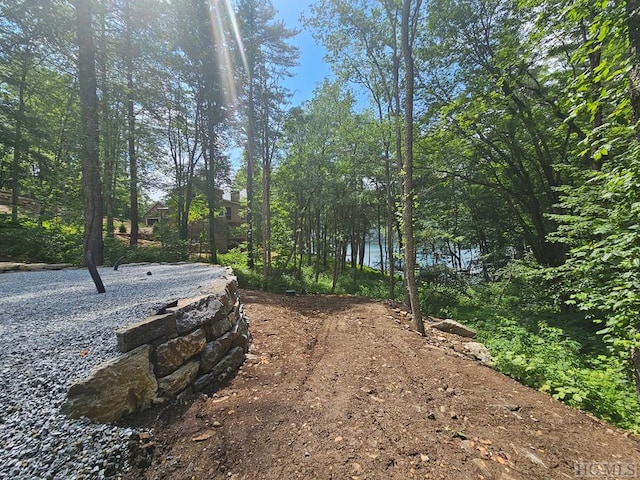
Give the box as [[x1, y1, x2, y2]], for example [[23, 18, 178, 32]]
[[270, 0, 333, 105], [219, 1, 331, 178]]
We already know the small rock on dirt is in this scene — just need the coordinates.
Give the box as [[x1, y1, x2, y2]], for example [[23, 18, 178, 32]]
[[431, 319, 477, 338], [463, 342, 493, 366]]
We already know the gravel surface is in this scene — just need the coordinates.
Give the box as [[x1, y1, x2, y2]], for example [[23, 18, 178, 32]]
[[0, 262, 228, 479]]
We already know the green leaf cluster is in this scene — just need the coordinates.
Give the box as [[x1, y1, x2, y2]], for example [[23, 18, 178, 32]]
[[458, 282, 640, 431], [0, 214, 82, 264]]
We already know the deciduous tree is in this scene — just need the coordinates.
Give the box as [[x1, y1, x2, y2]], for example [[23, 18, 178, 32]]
[[74, 0, 104, 265]]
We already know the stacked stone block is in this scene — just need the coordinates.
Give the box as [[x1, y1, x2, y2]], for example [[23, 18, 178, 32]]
[[62, 275, 249, 423]]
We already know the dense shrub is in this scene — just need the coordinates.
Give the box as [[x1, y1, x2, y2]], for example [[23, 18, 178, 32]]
[[458, 282, 640, 431], [417, 265, 469, 317], [0, 215, 82, 264], [218, 247, 395, 298]]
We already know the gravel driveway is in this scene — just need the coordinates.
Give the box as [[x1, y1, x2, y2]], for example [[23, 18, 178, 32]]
[[0, 263, 227, 479]]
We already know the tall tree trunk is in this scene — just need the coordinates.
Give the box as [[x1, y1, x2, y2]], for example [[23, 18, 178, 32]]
[[101, 112, 115, 238], [98, 3, 115, 238], [169, 104, 185, 240], [262, 154, 272, 277], [183, 180, 194, 240], [205, 126, 218, 264], [204, 77, 219, 264], [323, 220, 329, 269], [350, 236, 357, 269], [392, 56, 407, 306], [384, 137, 395, 298], [262, 83, 272, 278], [127, 65, 138, 246], [196, 0, 226, 264], [11, 58, 28, 223], [305, 214, 312, 266], [315, 208, 321, 282], [401, 0, 424, 335], [246, 78, 256, 270], [126, 2, 138, 247], [377, 204, 385, 275], [75, 0, 104, 265], [297, 216, 305, 279], [331, 237, 341, 293], [243, 2, 257, 271], [359, 220, 366, 270]]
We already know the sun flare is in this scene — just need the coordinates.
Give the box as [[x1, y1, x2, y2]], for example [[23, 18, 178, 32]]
[[209, 0, 248, 112]]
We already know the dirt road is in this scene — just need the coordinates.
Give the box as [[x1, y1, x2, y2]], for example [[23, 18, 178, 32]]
[[137, 291, 640, 479]]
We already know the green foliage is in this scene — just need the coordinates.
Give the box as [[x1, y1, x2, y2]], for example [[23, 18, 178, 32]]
[[549, 159, 640, 359], [0, 214, 82, 264], [492, 255, 571, 314], [419, 283, 463, 318], [103, 236, 130, 266], [457, 282, 640, 431], [218, 247, 395, 299], [134, 241, 190, 263], [539, 0, 640, 379], [417, 265, 470, 317], [1, 0, 638, 433], [217, 247, 265, 290], [421, 0, 576, 268]]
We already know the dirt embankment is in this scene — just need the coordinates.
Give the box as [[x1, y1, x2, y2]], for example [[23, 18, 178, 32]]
[[135, 291, 640, 480]]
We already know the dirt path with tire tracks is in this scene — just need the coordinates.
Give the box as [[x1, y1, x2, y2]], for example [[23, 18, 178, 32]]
[[135, 290, 640, 480]]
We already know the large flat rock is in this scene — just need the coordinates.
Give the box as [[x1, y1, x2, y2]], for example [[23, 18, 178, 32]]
[[431, 319, 477, 338], [116, 312, 178, 353], [61, 345, 157, 423]]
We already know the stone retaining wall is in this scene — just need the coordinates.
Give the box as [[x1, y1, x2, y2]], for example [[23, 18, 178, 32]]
[[62, 274, 249, 423], [0, 262, 73, 273]]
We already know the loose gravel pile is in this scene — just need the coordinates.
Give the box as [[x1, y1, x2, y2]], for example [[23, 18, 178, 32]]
[[0, 262, 227, 479]]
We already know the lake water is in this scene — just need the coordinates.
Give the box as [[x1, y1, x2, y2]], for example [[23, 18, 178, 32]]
[[346, 243, 478, 271]]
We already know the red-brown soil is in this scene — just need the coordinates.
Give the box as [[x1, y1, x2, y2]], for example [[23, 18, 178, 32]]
[[135, 290, 640, 480]]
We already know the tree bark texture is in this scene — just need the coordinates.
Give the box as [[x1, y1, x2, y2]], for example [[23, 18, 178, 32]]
[[126, 1, 138, 246], [98, 3, 115, 238], [75, 0, 104, 265], [127, 60, 138, 246], [632, 347, 640, 404], [246, 77, 256, 270], [11, 59, 28, 223], [261, 82, 272, 278], [401, 0, 424, 336]]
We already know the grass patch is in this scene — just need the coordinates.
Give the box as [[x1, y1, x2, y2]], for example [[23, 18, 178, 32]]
[[217, 248, 399, 299]]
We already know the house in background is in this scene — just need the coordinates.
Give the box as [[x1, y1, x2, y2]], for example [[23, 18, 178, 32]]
[[142, 202, 169, 227], [223, 190, 244, 227], [215, 189, 245, 252], [142, 191, 245, 253]]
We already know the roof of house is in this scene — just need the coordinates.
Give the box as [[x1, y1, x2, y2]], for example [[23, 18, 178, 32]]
[[142, 202, 168, 219]]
